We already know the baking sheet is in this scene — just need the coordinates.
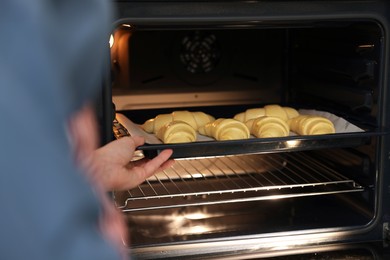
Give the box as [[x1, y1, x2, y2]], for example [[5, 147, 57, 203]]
[[116, 109, 364, 145], [114, 110, 375, 159]]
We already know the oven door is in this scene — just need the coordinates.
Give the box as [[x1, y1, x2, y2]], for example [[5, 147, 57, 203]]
[[127, 241, 390, 259]]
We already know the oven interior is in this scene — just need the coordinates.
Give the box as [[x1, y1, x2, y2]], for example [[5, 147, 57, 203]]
[[108, 20, 388, 251]]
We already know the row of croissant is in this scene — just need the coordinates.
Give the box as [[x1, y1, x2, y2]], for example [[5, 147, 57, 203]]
[[140, 104, 336, 144]]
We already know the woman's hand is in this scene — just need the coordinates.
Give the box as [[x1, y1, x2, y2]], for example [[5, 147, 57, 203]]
[[87, 136, 174, 191], [68, 103, 174, 191]]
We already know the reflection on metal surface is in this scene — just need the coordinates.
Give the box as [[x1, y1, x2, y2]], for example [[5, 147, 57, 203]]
[[126, 199, 373, 256], [109, 34, 114, 48], [185, 212, 210, 220], [285, 139, 301, 148], [183, 225, 212, 235], [127, 207, 227, 238]]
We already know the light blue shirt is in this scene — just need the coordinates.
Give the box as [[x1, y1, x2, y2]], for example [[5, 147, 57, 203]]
[[0, 0, 121, 259]]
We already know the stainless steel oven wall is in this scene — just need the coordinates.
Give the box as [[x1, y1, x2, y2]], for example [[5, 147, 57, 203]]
[[110, 28, 283, 110], [106, 1, 390, 258]]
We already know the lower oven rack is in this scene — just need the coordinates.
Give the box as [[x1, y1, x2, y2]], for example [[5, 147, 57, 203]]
[[114, 152, 364, 212]]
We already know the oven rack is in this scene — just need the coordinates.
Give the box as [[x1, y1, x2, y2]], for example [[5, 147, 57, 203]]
[[114, 152, 364, 212]]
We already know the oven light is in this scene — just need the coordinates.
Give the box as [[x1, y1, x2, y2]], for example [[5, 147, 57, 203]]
[[109, 34, 114, 48]]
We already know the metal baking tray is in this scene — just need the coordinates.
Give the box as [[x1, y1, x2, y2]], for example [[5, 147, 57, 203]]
[[139, 133, 375, 159], [114, 112, 385, 159]]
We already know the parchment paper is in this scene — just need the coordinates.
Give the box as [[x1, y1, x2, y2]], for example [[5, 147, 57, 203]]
[[116, 110, 364, 145]]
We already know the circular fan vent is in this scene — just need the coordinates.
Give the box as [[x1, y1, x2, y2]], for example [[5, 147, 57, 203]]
[[180, 32, 220, 74]]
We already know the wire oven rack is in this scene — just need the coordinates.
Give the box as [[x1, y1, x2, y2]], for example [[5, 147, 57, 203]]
[[113, 152, 364, 212]]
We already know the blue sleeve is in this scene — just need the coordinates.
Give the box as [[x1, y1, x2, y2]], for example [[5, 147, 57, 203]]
[[0, 111, 122, 260], [0, 0, 122, 259]]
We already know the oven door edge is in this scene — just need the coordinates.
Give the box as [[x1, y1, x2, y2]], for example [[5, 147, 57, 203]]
[[128, 232, 390, 259]]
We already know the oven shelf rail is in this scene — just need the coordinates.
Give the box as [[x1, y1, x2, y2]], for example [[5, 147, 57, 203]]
[[114, 152, 364, 212]]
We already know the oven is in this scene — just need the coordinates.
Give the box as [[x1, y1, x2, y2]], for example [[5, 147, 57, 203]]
[[98, 0, 390, 259]]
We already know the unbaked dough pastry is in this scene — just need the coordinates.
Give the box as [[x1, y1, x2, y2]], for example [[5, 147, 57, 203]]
[[234, 108, 265, 122], [263, 104, 289, 121], [283, 107, 300, 119], [246, 116, 290, 138], [142, 110, 215, 134], [156, 120, 197, 143], [288, 115, 335, 135], [234, 105, 299, 123], [198, 118, 250, 141]]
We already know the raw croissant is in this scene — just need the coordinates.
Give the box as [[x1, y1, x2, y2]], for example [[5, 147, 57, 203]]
[[234, 105, 299, 122], [245, 116, 290, 138], [288, 115, 335, 135], [142, 110, 215, 134], [234, 108, 265, 122], [156, 120, 197, 143], [283, 106, 300, 120], [198, 118, 250, 141]]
